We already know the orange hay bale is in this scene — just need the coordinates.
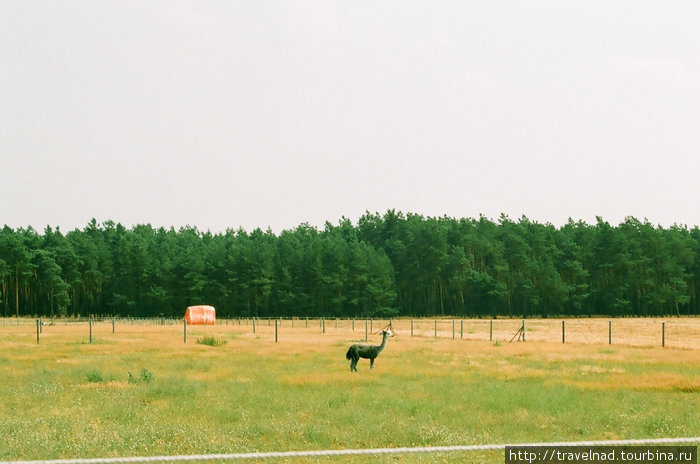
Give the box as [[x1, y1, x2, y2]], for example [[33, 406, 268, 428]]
[[183, 305, 216, 325]]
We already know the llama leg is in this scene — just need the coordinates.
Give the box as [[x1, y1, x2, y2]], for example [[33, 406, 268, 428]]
[[370, 358, 375, 370]]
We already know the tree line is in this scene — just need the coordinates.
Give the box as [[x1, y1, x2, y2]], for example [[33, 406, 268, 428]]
[[1, 211, 699, 319]]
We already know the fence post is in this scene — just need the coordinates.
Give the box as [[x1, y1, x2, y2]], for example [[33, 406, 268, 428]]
[[36, 319, 40, 344], [452, 319, 455, 340], [490, 320, 493, 341], [662, 322, 665, 347], [89, 317, 93, 344], [562, 320, 565, 343], [112, 315, 115, 334], [322, 318, 326, 334], [352, 318, 355, 331], [522, 320, 525, 342], [365, 319, 368, 341], [460, 320, 463, 339], [184, 318, 187, 344], [253, 317, 256, 334], [411, 319, 414, 337], [434, 320, 437, 338], [609, 320, 612, 345], [275, 319, 278, 343]]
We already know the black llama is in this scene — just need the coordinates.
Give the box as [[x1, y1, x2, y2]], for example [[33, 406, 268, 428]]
[[345, 327, 393, 372]]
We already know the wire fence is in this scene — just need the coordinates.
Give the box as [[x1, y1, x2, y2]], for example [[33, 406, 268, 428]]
[[1, 437, 698, 464], [4, 316, 700, 349], [229, 316, 700, 348]]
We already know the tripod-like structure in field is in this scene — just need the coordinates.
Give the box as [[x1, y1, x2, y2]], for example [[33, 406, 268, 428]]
[[345, 327, 393, 372]]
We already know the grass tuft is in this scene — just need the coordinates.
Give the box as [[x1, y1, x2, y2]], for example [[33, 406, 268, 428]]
[[86, 370, 103, 383], [128, 368, 154, 384], [196, 336, 228, 347], [140, 368, 154, 383]]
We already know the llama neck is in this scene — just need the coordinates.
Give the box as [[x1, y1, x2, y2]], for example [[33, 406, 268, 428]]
[[377, 332, 388, 351]]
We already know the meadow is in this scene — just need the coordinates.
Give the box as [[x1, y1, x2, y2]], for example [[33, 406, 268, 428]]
[[0, 318, 699, 463]]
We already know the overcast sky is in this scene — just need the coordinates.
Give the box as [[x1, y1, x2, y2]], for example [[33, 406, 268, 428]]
[[2, 1, 699, 234]]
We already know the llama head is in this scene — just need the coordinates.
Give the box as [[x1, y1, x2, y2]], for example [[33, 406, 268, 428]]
[[383, 328, 394, 337]]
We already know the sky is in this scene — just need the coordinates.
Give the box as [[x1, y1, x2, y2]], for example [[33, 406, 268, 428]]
[[2, 1, 699, 234]]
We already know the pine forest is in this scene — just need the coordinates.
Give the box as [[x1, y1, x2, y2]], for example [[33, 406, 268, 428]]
[[1, 211, 699, 319]]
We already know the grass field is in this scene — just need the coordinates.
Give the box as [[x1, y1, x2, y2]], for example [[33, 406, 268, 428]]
[[1, 318, 699, 463]]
